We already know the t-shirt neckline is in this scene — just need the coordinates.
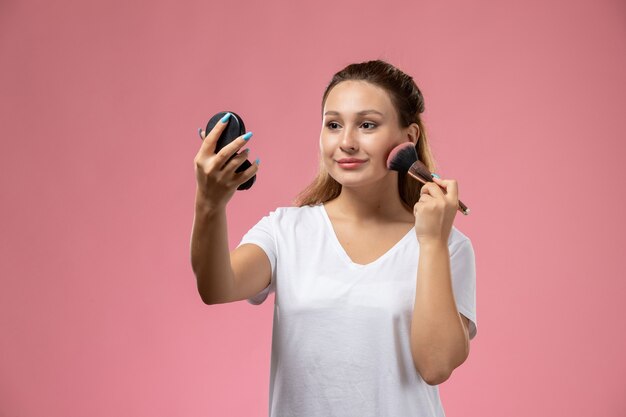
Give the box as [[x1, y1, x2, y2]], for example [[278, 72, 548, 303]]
[[317, 203, 415, 268]]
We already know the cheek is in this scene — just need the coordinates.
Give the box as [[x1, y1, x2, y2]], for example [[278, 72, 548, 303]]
[[319, 134, 333, 157], [362, 137, 390, 156], [370, 131, 401, 152]]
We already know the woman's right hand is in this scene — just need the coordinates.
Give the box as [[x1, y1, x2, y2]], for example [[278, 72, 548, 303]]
[[194, 115, 259, 211]]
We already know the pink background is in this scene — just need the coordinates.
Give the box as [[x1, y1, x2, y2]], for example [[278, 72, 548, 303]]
[[1, 0, 625, 415]]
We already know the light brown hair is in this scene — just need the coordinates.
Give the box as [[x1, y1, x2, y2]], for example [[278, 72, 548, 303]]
[[293, 59, 436, 210]]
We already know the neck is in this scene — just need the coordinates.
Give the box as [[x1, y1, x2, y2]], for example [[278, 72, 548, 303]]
[[329, 172, 412, 223]]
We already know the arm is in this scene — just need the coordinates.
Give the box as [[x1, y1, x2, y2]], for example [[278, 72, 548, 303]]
[[190, 189, 236, 305], [410, 240, 470, 385], [190, 117, 260, 304]]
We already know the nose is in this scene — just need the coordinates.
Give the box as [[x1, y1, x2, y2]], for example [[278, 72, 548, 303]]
[[339, 125, 358, 152]]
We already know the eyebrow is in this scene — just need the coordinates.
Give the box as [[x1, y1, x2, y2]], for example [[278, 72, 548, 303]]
[[324, 110, 384, 116]]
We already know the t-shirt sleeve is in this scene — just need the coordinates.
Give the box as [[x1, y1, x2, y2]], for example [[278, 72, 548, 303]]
[[449, 238, 478, 340], [235, 211, 277, 305]]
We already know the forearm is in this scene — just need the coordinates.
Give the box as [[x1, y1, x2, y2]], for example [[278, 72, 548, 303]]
[[410, 240, 469, 384], [190, 188, 235, 304]]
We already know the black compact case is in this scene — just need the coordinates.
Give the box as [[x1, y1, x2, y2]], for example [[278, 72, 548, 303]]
[[202, 111, 256, 191]]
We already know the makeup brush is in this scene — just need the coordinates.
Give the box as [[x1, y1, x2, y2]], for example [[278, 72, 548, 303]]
[[387, 142, 470, 215]]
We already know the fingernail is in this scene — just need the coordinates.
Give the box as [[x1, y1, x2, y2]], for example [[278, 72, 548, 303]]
[[243, 132, 253, 141], [220, 112, 232, 123], [198, 127, 203, 138], [255, 157, 260, 165], [431, 173, 440, 179]]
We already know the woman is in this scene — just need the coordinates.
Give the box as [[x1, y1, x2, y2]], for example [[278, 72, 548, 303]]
[[191, 59, 477, 417]]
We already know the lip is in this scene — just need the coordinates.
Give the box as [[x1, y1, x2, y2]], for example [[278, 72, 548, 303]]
[[336, 158, 367, 169]]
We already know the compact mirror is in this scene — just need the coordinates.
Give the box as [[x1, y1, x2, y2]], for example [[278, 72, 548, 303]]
[[202, 111, 256, 191]]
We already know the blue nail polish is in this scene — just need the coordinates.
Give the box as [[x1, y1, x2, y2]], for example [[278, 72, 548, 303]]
[[243, 132, 253, 141], [255, 157, 260, 165], [198, 127, 203, 138], [220, 112, 232, 123], [431, 173, 440, 179]]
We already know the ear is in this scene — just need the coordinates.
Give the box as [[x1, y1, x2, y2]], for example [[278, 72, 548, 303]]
[[406, 123, 420, 145]]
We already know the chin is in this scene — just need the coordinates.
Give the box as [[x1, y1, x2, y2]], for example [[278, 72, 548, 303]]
[[329, 171, 390, 189]]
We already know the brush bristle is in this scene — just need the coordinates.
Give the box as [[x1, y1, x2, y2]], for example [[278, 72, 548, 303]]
[[409, 159, 434, 183], [387, 143, 418, 172]]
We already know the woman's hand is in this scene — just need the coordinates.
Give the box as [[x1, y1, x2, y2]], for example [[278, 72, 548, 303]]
[[194, 117, 259, 211], [413, 177, 459, 246]]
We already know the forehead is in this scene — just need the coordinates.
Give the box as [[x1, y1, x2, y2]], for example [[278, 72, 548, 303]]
[[324, 80, 394, 114]]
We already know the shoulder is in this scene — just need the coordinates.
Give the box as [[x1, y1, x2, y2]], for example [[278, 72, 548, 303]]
[[263, 204, 322, 225], [269, 204, 320, 216]]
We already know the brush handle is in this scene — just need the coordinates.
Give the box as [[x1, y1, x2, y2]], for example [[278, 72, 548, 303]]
[[407, 171, 470, 215]]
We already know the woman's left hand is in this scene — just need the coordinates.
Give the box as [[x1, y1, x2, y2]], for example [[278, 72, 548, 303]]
[[413, 177, 459, 245]]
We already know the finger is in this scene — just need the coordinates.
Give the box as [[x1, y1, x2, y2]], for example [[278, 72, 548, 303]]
[[419, 183, 430, 195], [197, 112, 233, 157], [232, 157, 260, 186], [431, 176, 446, 190], [221, 148, 251, 171], [418, 194, 433, 203], [213, 132, 253, 168], [413, 195, 433, 214], [433, 177, 458, 202], [420, 182, 445, 199]]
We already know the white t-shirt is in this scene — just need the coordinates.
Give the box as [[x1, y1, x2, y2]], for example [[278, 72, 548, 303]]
[[236, 203, 477, 417]]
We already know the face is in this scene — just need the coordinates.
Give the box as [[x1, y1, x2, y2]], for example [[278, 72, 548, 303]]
[[320, 80, 418, 189]]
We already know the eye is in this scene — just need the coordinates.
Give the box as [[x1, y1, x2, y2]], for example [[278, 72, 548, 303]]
[[326, 121, 340, 129], [361, 122, 377, 129]]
